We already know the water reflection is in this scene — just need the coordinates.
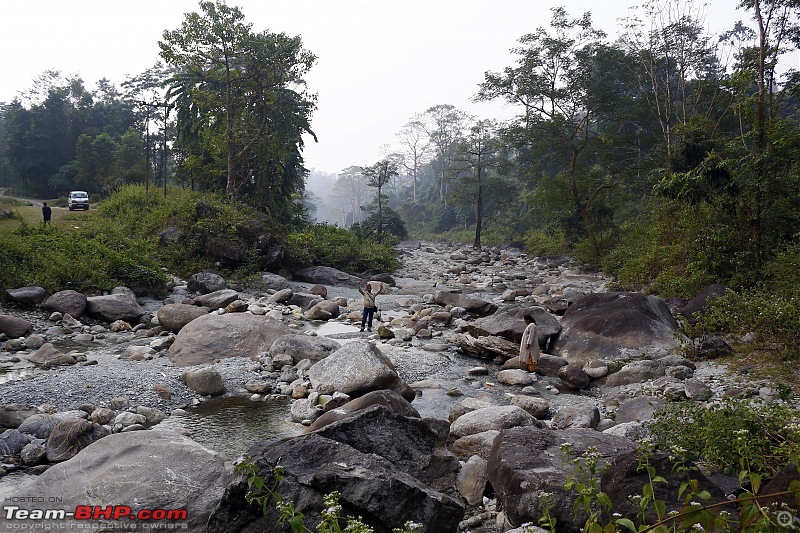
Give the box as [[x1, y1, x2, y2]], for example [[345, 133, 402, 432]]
[[152, 396, 304, 459]]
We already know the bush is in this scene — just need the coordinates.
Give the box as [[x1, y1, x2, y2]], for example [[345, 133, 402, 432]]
[[523, 225, 570, 256], [647, 399, 800, 477], [285, 224, 399, 274]]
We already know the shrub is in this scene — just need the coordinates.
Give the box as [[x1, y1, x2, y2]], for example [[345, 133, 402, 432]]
[[285, 224, 399, 274], [647, 399, 800, 478]]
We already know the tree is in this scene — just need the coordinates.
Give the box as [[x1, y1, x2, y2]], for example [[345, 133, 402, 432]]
[[362, 159, 399, 243], [475, 7, 615, 254], [331, 166, 368, 226], [395, 115, 431, 204], [422, 104, 468, 206], [160, 0, 317, 210], [450, 119, 499, 250]]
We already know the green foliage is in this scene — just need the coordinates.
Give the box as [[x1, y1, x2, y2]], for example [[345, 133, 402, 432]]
[[285, 223, 399, 274], [352, 206, 409, 243], [0, 222, 166, 294], [647, 399, 800, 478], [523, 225, 570, 256]]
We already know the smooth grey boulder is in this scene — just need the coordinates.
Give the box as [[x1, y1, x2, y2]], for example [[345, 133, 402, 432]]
[[180, 367, 225, 396], [0, 428, 33, 455], [26, 343, 76, 366], [450, 405, 536, 438], [259, 272, 291, 291], [468, 305, 560, 347], [194, 289, 239, 309], [0, 314, 33, 338], [550, 292, 681, 365], [3, 286, 46, 307], [0, 404, 39, 429], [613, 396, 665, 424], [17, 414, 60, 439], [308, 389, 420, 432], [488, 427, 636, 531], [307, 340, 415, 402], [294, 266, 361, 287], [155, 303, 210, 333], [85, 287, 146, 323], [10, 431, 234, 531], [42, 289, 87, 318], [187, 271, 226, 294], [270, 334, 341, 364], [434, 290, 498, 316], [168, 313, 290, 367]]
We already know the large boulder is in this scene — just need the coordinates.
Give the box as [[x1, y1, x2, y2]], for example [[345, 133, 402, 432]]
[[0, 314, 32, 338], [453, 333, 519, 360], [308, 389, 421, 432], [3, 286, 46, 307], [10, 431, 234, 531], [450, 405, 536, 438], [85, 287, 146, 323], [210, 426, 463, 532], [434, 290, 498, 316], [294, 266, 361, 287], [549, 292, 681, 365], [187, 270, 226, 294], [194, 289, 240, 309], [680, 284, 727, 324], [41, 289, 87, 318], [156, 303, 210, 333], [468, 305, 560, 348], [269, 334, 341, 364], [26, 343, 76, 366], [311, 404, 460, 493], [258, 272, 291, 291], [0, 404, 39, 429], [488, 427, 636, 531], [307, 340, 415, 402], [168, 313, 291, 367]]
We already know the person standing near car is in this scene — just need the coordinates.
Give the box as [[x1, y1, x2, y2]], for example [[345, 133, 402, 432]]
[[357, 279, 382, 332], [41, 202, 51, 224]]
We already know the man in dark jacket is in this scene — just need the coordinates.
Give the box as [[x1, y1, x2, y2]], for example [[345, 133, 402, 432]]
[[42, 202, 52, 223]]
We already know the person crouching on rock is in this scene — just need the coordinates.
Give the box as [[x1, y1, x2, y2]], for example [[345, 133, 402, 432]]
[[520, 314, 540, 372], [357, 279, 381, 332]]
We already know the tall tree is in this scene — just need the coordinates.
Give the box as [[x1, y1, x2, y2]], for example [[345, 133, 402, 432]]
[[422, 104, 468, 206], [450, 119, 499, 250], [395, 115, 431, 204], [331, 166, 368, 226], [159, 0, 317, 207], [363, 159, 399, 243]]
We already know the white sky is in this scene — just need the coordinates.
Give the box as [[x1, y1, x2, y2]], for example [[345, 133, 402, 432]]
[[1, 0, 793, 174]]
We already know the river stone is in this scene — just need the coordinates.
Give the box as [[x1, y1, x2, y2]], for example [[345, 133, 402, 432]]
[[509, 395, 550, 419], [26, 343, 76, 366], [457, 455, 489, 506], [583, 359, 609, 378], [156, 303, 210, 333], [451, 405, 535, 438], [488, 427, 636, 531], [267, 288, 293, 303], [259, 272, 291, 291], [0, 404, 39, 429], [194, 288, 240, 309], [0, 428, 33, 455], [20, 442, 47, 465], [307, 340, 414, 402], [552, 404, 601, 429], [550, 292, 681, 365], [46, 418, 110, 462], [467, 305, 560, 347], [602, 421, 649, 441], [294, 265, 361, 287], [604, 360, 667, 387], [42, 289, 87, 318], [305, 299, 341, 320], [3, 286, 46, 307], [433, 290, 498, 316], [613, 396, 665, 423], [10, 431, 234, 530], [558, 364, 591, 390], [453, 333, 519, 360], [187, 271, 226, 294], [288, 292, 324, 310], [451, 430, 500, 462], [685, 377, 713, 401], [168, 313, 291, 367], [180, 367, 225, 396], [17, 414, 60, 439], [85, 288, 146, 323], [679, 284, 726, 324], [270, 333, 341, 364], [308, 389, 420, 432], [497, 369, 536, 386], [0, 314, 33, 338]]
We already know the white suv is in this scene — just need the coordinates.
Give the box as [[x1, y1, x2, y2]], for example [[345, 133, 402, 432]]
[[68, 191, 89, 211]]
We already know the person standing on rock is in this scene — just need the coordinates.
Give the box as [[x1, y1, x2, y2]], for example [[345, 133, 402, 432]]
[[520, 314, 539, 372], [42, 202, 51, 224], [357, 279, 381, 332]]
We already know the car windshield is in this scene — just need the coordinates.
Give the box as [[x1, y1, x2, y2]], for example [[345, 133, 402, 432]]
[[72, 192, 88, 198]]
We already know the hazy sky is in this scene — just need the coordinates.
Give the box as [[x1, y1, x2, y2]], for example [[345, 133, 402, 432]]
[[0, 0, 788, 174]]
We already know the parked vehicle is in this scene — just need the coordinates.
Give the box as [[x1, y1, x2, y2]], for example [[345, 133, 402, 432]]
[[68, 191, 89, 211]]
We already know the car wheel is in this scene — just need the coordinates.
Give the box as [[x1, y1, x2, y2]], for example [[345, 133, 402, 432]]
[[68, 206, 73, 211]]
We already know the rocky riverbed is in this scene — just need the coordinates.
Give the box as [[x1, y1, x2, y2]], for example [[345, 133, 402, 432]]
[[0, 240, 788, 532]]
